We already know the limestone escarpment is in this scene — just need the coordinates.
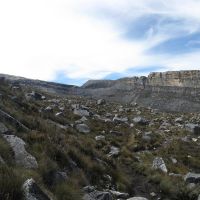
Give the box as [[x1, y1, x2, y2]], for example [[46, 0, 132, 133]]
[[1, 70, 200, 112], [80, 70, 200, 112], [148, 70, 200, 88]]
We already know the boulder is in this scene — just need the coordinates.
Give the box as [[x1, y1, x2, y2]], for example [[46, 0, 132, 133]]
[[175, 117, 183, 124], [109, 190, 129, 198], [2, 135, 38, 168], [152, 157, 168, 173], [113, 115, 128, 123], [95, 135, 105, 141], [26, 91, 46, 101], [97, 99, 106, 105], [107, 146, 120, 157], [74, 109, 90, 117], [76, 124, 90, 133], [83, 190, 113, 200], [133, 117, 149, 125], [184, 172, 200, 184], [22, 178, 51, 200], [185, 123, 200, 135]]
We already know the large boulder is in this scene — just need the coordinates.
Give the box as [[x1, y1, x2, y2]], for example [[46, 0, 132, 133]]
[[22, 178, 51, 200], [74, 109, 90, 117], [25, 91, 46, 101], [184, 172, 200, 184], [76, 124, 90, 133], [113, 115, 128, 123], [97, 99, 106, 105], [107, 146, 120, 157], [83, 190, 113, 200], [133, 117, 149, 125], [152, 157, 168, 173], [185, 123, 200, 135], [2, 135, 38, 168]]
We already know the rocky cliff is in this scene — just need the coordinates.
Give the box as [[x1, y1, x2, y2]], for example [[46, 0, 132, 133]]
[[80, 70, 200, 112], [1, 70, 200, 112]]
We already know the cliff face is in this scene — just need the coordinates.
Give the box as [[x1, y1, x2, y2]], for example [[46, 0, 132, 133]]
[[81, 70, 200, 112], [148, 71, 200, 88], [1, 70, 200, 112]]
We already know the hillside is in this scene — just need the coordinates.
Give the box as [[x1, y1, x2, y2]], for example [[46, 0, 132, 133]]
[[0, 75, 200, 200]]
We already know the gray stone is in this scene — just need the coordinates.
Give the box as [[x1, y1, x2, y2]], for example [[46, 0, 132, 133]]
[[185, 123, 200, 135], [184, 172, 200, 184], [175, 117, 183, 123], [95, 135, 105, 141], [76, 124, 90, 133], [113, 115, 128, 123], [127, 197, 148, 200], [74, 109, 90, 117], [22, 178, 51, 200], [83, 191, 112, 200], [109, 190, 129, 198], [133, 117, 149, 125], [26, 91, 46, 101], [2, 135, 38, 168], [107, 146, 120, 157], [152, 157, 168, 173], [97, 99, 106, 105], [83, 186, 96, 193]]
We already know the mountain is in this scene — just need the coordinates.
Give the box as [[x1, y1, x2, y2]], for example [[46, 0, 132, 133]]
[[1, 70, 200, 112], [0, 72, 200, 199]]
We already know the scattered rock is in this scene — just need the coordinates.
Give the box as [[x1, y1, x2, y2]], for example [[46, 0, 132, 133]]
[[184, 172, 200, 184], [107, 146, 120, 157], [95, 135, 105, 141], [76, 123, 90, 133], [22, 178, 51, 200], [26, 91, 46, 101], [152, 157, 168, 173], [133, 117, 149, 125], [109, 190, 129, 198], [83, 185, 96, 193], [127, 197, 148, 200], [185, 123, 200, 135], [2, 135, 38, 168], [74, 109, 90, 117], [113, 115, 128, 123], [97, 99, 106, 105]]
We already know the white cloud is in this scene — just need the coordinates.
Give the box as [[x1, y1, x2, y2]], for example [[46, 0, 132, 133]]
[[0, 0, 200, 83]]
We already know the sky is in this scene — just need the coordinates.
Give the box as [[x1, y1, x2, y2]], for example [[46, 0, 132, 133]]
[[0, 0, 200, 85]]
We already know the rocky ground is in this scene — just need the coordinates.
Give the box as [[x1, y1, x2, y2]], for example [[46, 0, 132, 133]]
[[0, 79, 200, 200]]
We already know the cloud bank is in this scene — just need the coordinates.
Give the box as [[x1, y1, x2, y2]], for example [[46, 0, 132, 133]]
[[0, 0, 200, 85]]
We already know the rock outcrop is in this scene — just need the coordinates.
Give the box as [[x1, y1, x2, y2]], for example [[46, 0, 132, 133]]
[[2, 135, 38, 168], [1, 70, 200, 112]]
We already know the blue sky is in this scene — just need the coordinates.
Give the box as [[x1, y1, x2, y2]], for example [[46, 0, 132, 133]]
[[0, 0, 200, 85]]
